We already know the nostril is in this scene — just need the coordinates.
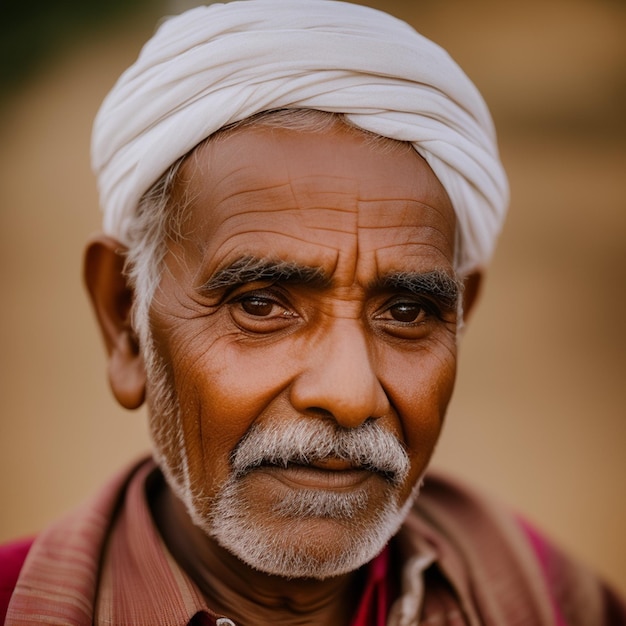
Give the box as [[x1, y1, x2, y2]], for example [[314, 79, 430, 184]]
[[302, 406, 335, 420]]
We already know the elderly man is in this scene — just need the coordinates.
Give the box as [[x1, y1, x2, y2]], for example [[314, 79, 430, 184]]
[[2, 1, 624, 625]]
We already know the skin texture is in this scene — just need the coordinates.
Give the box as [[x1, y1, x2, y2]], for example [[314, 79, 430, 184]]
[[85, 121, 481, 625]]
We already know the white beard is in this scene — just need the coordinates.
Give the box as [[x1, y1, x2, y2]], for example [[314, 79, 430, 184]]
[[208, 467, 419, 579], [143, 335, 418, 580]]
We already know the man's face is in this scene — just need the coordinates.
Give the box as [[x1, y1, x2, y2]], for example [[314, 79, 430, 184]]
[[146, 122, 459, 578]]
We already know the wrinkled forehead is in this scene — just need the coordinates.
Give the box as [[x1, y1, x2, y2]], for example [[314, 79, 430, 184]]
[[176, 116, 454, 222], [167, 120, 457, 280]]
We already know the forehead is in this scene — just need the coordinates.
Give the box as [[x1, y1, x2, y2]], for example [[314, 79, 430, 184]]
[[170, 122, 456, 280]]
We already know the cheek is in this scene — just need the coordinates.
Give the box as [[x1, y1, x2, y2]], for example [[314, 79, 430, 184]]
[[160, 322, 301, 492], [380, 341, 457, 467]]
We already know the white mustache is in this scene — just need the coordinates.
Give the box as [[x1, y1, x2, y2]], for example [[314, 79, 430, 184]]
[[231, 419, 410, 485]]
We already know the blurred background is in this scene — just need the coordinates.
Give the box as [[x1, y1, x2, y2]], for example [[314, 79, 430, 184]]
[[1, 0, 625, 593]]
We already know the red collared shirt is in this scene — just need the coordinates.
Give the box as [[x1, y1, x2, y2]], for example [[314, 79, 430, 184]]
[[94, 461, 393, 626]]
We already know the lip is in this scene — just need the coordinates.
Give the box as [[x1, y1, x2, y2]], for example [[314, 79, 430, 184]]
[[255, 463, 373, 490]]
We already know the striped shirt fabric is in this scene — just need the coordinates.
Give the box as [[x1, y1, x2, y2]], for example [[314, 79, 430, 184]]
[[5, 460, 397, 626], [5, 457, 625, 625]]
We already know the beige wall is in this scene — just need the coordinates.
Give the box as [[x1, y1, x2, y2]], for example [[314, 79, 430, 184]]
[[1, 0, 624, 593]]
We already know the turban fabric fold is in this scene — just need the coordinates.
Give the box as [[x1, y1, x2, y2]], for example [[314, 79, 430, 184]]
[[92, 0, 508, 274]]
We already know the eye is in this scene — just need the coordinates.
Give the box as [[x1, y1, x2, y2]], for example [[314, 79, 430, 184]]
[[239, 295, 279, 317], [229, 289, 299, 333], [378, 300, 430, 325], [373, 297, 444, 340], [386, 301, 426, 324]]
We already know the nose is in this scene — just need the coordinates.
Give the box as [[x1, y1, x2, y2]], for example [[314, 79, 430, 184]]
[[290, 319, 390, 428]]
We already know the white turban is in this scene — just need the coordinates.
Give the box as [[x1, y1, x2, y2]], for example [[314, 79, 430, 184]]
[[92, 0, 508, 274]]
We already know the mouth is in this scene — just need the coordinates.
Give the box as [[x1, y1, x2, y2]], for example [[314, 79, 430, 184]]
[[259, 464, 372, 490], [248, 459, 387, 491]]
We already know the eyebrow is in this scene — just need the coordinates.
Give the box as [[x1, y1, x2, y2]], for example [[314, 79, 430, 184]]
[[376, 270, 462, 310], [200, 256, 461, 310], [200, 256, 330, 292]]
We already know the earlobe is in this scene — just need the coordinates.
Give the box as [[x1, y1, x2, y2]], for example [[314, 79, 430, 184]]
[[108, 330, 146, 409], [84, 235, 146, 410]]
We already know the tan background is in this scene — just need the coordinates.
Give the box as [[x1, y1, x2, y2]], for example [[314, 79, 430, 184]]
[[1, 0, 625, 593]]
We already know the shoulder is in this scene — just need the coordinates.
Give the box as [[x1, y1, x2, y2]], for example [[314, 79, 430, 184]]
[[0, 537, 35, 624], [412, 470, 526, 548], [408, 471, 626, 625]]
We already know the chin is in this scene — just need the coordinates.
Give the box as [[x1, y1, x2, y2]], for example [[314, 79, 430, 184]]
[[200, 473, 420, 580]]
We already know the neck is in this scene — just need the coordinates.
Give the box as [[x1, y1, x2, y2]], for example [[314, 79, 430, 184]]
[[151, 482, 365, 626]]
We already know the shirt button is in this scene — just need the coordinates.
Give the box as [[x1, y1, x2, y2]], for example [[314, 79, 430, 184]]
[[215, 619, 236, 626]]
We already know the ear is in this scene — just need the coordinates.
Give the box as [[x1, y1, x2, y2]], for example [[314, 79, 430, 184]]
[[84, 235, 146, 410], [461, 270, 483, 324]]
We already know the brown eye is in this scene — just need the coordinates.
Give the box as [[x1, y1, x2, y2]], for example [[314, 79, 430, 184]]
[[388, 302, 424, 323], [230, 291, 299, 333], [240, 296, 276, 317]]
